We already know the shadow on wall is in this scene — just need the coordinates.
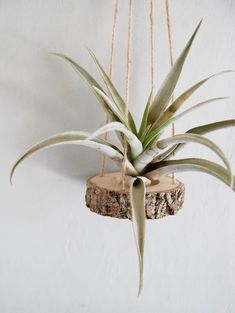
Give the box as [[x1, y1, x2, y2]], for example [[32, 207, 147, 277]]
[[2, 50, 116, 181]]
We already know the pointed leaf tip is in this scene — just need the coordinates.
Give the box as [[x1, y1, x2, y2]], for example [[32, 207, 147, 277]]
[[10, 169, 14, 185], [148, 19, 202, 125], [9, 131, 137, 185], [130, 177, 146, 296]]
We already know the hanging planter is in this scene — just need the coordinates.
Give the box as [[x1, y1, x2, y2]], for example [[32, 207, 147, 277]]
[[86, 173, 185, 219], [10, 0, 235, 296]]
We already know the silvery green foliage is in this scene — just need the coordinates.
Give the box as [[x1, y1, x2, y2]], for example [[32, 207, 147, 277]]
[[11, 21, 235, 295]]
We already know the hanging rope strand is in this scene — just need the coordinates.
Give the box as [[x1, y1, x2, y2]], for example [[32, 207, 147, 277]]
[[124, 0, 133, 110], [99, 0, 119, 176], [122, 0, 133, 188], [165, 0, 175, 184], [108, 0, 119, 78], [165, 0, 174, 67], [150, 0, 155, 90]]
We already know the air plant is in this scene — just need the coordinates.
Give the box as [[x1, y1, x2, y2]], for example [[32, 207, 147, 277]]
[[11, 20, 235, 295]]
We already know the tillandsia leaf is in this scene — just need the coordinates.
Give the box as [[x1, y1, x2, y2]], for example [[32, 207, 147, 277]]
[[171, 97, 229, 124], [151, 145, 176, 163], [124, 175, 151, 187], [136, 125, 233, 176], [145, 158, 235, 191], [158, 70, 234, 125], [87, 122, 143, 159], [140, 125, 152, 143], [10, 131, 137, 183], [129, 177, 146, 296], [157, 133, 233, 186], [134, 145, 162, 174], [147, 20, 202, 125], [187, 119, 235, 135], [144, 97, 228, 149], [87, 49, 137, 135], [92, 86, 130, 128], [138, 89, 153, 140], [157, 119, 235, 162], [128, 113, 138, 136], [87, 48, 125, 111], [52, 53, 117, 122]]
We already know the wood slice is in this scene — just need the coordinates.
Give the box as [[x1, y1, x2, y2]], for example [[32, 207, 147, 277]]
[[85, 172, 185, 220]]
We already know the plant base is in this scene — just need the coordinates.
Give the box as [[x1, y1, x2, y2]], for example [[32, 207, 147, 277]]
[[85, 172, 185, 219]]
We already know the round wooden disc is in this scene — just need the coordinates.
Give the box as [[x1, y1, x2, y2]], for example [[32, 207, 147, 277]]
[[85, 172, 185, 220]]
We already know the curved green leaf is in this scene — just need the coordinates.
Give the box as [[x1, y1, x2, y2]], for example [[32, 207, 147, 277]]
[[10, 131, 137, 183], [88, 122, 143, 159], [130, 177, 146, 296], [152, 145, 176, 163], [87, 49, 125, 111], [188, 119, 235, 135], [157, 133, 233, 186], [144, 97, 228, 149], [138, 89, 153, 140], [134, 145, 161, 174], [128, 114, 138, 136], [52, 53, 118, 121], [172, 97, 229, 123], [93, 86, 130, 127], [158, 70, 234, 125], [147, 20, 202, 125], [87, 49, 137, 134], [157, 119, 235, 162], [145, 158, 235, 191]]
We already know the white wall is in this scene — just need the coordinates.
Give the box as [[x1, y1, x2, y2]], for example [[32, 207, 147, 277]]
[[0, 0, 235, 312]]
